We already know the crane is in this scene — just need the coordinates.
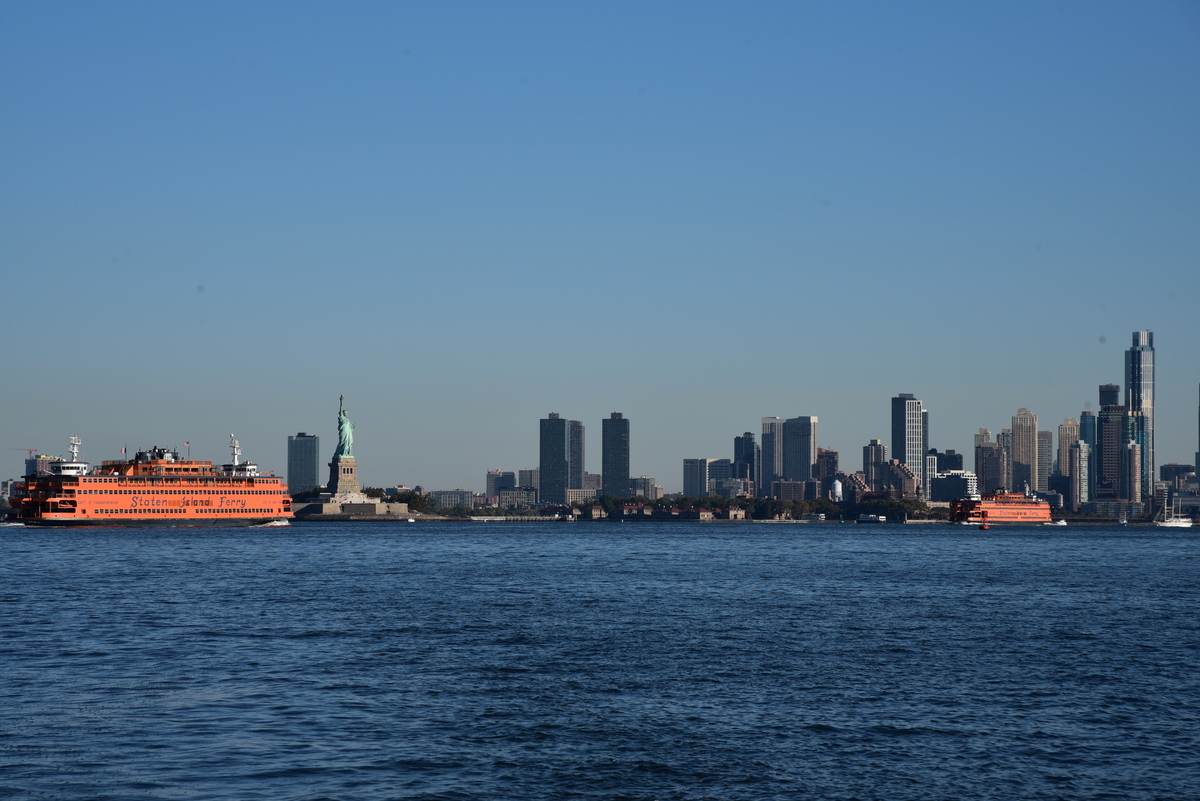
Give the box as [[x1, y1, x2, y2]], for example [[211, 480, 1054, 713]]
[[8, 448, 40, 457]]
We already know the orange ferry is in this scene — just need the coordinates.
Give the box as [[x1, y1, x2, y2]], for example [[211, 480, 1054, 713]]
[[950, 490, 1051, 525], [6, 436, 291, 527]]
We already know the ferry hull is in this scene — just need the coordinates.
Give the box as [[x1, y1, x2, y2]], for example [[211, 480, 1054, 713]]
[[17, 517, 289, 528]]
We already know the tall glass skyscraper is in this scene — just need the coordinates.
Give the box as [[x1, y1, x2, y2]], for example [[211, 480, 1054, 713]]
[[1125, 331, 1154, 500], [287, 433, 320, 494], [783, 416, 818, 482], [540, 413, 569, 505], [601, 413, 630, 498]]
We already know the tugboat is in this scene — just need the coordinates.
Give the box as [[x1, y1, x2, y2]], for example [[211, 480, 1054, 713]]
[[6, 435, 291, 527]]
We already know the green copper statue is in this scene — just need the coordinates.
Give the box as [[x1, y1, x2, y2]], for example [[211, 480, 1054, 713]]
[[335, 394, 355, 458]]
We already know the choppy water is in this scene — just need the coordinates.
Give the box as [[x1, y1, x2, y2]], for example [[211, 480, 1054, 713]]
[[1, 522, 1197, 800]]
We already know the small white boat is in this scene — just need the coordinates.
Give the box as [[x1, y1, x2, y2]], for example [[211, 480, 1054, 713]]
[[1043, 520, 1067, 526]]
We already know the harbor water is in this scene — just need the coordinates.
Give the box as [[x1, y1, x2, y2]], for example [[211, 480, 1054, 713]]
[[1, 522, 1197, 799]]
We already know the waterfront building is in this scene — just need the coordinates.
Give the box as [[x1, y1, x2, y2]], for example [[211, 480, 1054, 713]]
[[584, 471, 603, 490], [1010, 409, 1038, 493], [706, 459, 733, 493], [602, 412, 631, 498], [432, 489, 473, 509], [1037, 430, 1053, 491], [783, 416, 818, 481], [539, 413, 569, 505], [862, 439, 888, 491], [891, 394, 928, 493], [761, 417, 785, 493], [486, 470, 517, 497], [498, 487, 538, 509], [287, 433, 320, 495], [1125, 331, 1155, 499]]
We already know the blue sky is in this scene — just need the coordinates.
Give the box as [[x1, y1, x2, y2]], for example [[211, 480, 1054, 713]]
[[2, 2, 1198, 492]]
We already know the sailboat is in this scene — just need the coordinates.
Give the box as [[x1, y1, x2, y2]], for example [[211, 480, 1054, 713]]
[[1155, 497, 1193, 528]]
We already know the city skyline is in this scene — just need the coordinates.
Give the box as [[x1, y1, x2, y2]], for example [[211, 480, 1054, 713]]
[[2, 4, 1198, 492]]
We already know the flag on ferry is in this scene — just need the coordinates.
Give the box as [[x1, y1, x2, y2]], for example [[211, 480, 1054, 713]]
[[183, 442, 190, 447], [119, 447, 126, 454]]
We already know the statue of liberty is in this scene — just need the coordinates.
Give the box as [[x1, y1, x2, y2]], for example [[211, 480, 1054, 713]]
[[335, 394, 355, 458]]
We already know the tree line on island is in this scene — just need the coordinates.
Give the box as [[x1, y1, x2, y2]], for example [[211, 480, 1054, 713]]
[[291, 486, 945, 521]]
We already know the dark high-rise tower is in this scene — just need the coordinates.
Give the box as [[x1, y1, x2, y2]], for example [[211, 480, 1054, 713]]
[[733, 432, 760, 491], [567, 420, 585, 490], [287, 433, 320, 494], [601, 413, 630, 498], [1099, 383, 1121, 407], [540, 413, 569, 505], [1125, 331, 1154, 500]]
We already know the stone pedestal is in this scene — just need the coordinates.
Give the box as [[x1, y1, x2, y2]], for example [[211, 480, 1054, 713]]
[[328, 456, 365, 502]]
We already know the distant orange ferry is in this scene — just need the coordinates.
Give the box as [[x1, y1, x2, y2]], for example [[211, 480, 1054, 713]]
[[950, 490, 1051, 525], [7, 437, 291, 527]]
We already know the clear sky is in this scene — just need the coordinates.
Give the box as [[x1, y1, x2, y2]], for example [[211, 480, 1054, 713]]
[[2, 2, 1198, 492]]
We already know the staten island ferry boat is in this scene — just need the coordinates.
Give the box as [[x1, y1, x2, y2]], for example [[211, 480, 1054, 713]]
[[950, 489, 1051, 526], [6, 436, 291, 527]]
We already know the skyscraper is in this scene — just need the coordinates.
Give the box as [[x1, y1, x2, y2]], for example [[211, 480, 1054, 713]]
[[1095, 402, 1126, 500], [783, 416, 818, 481], [863, 438, 887, 491], [602, 413, 630, 498], [287, 433, 320, 495], [568, 419, 585, 490], [1099, 383, 1121, 407], [540, 413, 569, 505], [761, 417, 785, 494], [1079, 411, 1097, 499], [1011, 409, 1038, 493], [997, 429, 1014, 489], [486, 470, 517, 497], [1037, 430, 1053, 492], [891, 394, 927, 491], [1069, 440, 1090, 512], [1057, 419, 1079, 478], [733, 432, 760, 492], [1125, 331, 1154, 500], [683, 458, 720, 498]]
